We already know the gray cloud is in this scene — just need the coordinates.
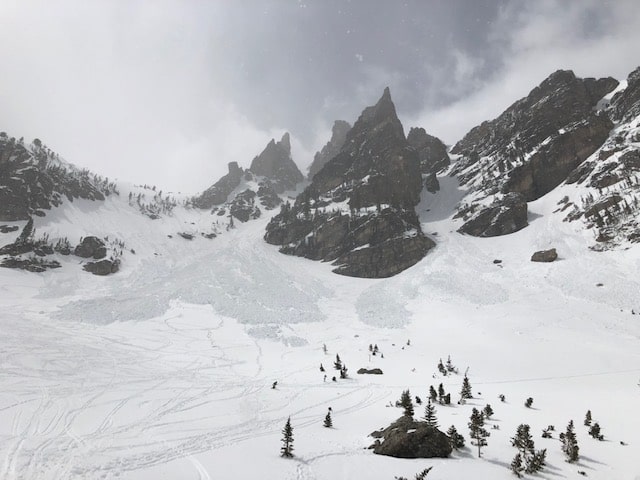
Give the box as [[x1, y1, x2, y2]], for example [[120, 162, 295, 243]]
[[0, 0, 638, 192]]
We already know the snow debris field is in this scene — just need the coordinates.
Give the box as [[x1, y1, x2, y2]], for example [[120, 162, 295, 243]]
[[1, 178, 639, 480]]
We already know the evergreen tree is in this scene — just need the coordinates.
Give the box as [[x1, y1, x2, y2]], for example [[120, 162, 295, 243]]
[[280, 417, 294, 458], [468, 408, 490, 457], [340, 364, 348, 379], [584, 410, 592, 426], [323, 410, 333, 428], [446, 355, 457, 374], [589, 422, 603, 440], [460, 375, 473, 401], [424, 399, 438, 427], [429, 385, 438, 402], [399, 389, 414, 417], [511, 424, 546, 474], [510, 452, 524, 478], [524, 397, 533, 408], [443, 393, 451, 405], [560, 420, 579, 462], [437, 359, 447, 375], [334, 354, 342, 370], [437, 383, 446, 404], [483, 404, 494, 419], [447, 425, 465, 449], [320, 363, 325, 372]]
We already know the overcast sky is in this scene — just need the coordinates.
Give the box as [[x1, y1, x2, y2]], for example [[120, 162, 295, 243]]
[[1, 1, 639, 193]]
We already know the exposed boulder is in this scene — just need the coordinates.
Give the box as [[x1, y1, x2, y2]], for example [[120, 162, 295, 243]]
[[74, 236, 106, 258], [308, 120, 351, 180], [265, 88, 434, 278], [357, 368, 383, 375], [249, 133, 303, 193], [424, 173, 440, 194], [369, 416, 452, 459], [458, 193, 528, 237], [83, 259, 120, 275], [0, 225, 19, 233], [531, 248, 558, 262], [406, 127, 450, 175], [192, 161, 243, 209]]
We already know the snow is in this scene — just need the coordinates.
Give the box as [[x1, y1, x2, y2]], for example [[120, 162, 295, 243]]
[[1, 180, 640, 480]]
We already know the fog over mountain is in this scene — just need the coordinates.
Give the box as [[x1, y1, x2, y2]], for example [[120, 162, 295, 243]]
[[1, 1, 639, 192]]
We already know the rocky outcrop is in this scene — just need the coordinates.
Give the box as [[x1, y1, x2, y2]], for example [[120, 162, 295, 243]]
[[308, 120, 351, 180], [501, 113, 613, 201], [531, 248, 558, 262], [406, 127, 450, 175], [249, 133, 303, 193], [357, 368, 383, 375], [192, 161, 243, 209], [264, 88, 435, 278], [458, 193, 528, 237], [228, 189, 261, 222], [1, 256, 61, 272], [610, 66, 640, 122], [74, 236, 106, 259], [256, 181, 282, 210], [83, 259, 120, 275], [370, 416, 452, 459], [0, 134, 115, 221]]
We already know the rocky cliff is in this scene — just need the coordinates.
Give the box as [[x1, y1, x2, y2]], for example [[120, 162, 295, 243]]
[[451, 70, 619, 237], [249, 132, 303, 193], [307, 120, 351, 180], [192, 161, 244, 209], [264, 88, 434, 278]]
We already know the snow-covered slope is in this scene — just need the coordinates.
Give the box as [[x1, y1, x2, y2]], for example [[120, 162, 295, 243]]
[[1, 175, 639, 480]]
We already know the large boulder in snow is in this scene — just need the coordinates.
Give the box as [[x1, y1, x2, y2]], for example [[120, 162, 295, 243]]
[[74, 236, 106, 259], [531, 248, 558, 262], [370, 416, 452, 459], [458, 193, 528, 237], [83, 259, 119, 275]]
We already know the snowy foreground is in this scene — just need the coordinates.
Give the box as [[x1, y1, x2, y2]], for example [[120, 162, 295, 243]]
[[1, 179, 640, 480]]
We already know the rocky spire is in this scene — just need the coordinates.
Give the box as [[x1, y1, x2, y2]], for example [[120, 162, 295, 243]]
[[249, 132, 303, 193], [192, 161, 244, 209], [307, 120, 351, 180]]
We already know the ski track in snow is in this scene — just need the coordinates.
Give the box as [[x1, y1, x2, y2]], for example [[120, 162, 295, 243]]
[[1, 182, 640, 479]]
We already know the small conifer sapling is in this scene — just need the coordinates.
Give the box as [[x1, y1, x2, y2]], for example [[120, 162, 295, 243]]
[[280, 417, 294, 458]]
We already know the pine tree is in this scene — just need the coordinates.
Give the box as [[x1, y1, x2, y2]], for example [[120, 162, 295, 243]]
[[424, 399, 438, 427], [429, 385, 438, 402], [447, 425, 465, 449], [560, 420, 579, 462], [524, 397, 533, 408], [483, 404, 494, 419], [584, 410, 592, 426], [280, 417, 294, 458], [438, 383, 446, 404], [399, 389, 414, 417], [445, 355, 457, 374], [437, 359, 447, 375], [510, 452, 524, 477], [340, 364, 348, 379], [468, 408, 489, 457], [589, 422, 603, 440], [460, 375, 473, 401], [323, 411, 333, 428], [334, 354, 342, 370], [320, 363, 325, 372], [511, 424, 546, 474]]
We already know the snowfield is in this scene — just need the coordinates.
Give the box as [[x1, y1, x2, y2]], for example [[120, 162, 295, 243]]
[[1, 178, 639, 480]]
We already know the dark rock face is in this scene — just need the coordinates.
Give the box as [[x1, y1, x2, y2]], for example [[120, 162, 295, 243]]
[[256, 181, 282, 210], [458, 193, 528, 237], [192, 161, 243, 209], [83, 259, 120, 275], [357, 368, 383, 375], [74, 236, 106, 258], [229, 189, 261, 222], [308, 120, 351, 180], [249, 133, 303, 193], [406, 127, 450, 175], [0, 225, 19, 233], [531, 248, 558, 262], [0, 135, 114, 221], [1, 257, 61, 272], [370, 416, 452, 459], [610, 66, 640, 122], [502, 114, 613, 201], [264, 88, 434, 278], [424, 173, 440, 194]]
